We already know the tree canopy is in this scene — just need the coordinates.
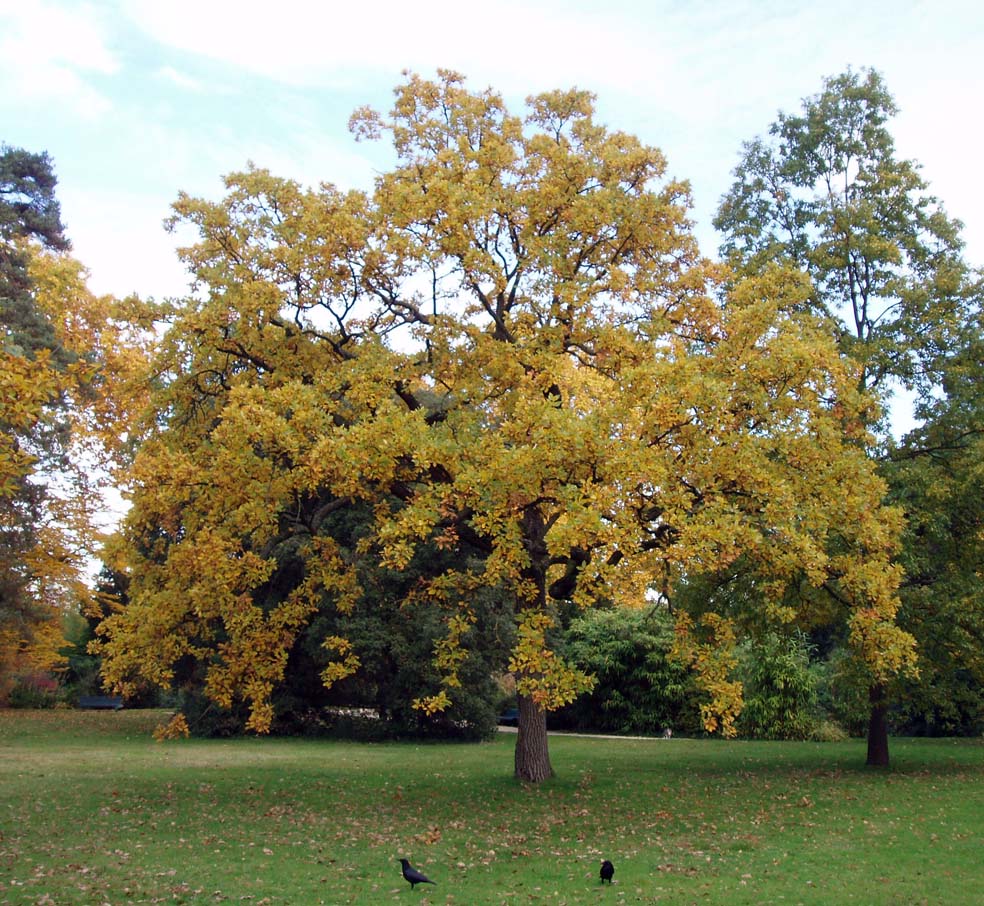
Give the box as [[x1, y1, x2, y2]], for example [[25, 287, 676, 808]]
[[96, 72, 912, 781], [714, 68, 972, 415]]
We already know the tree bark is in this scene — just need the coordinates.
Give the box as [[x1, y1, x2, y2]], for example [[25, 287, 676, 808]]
[[866, 683, 890, 767], [514, 691, 553, 783], [511, 508, 556, 783]]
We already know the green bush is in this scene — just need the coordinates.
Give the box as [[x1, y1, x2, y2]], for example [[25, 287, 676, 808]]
[[893, 670, 984, 737], [813, 648, 871, 737], [172, 688, 252, 737], [735, 631, 820, 740], [552, 606, 702, 736], [58, 610, 104, 702]]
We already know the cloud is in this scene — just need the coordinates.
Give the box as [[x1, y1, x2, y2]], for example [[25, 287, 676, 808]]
[[59, 185, 190, 299], [0, 0, 119, 118], [120, 0, 669, 96], [155, 65, 205, 93]]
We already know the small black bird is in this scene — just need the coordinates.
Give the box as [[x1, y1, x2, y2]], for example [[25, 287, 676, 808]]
[[399, 858, 436, 890], [600, 859, 615, 884]]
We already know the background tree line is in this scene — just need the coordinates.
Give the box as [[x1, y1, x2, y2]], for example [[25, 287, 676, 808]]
[[2, 68, 980, 780]]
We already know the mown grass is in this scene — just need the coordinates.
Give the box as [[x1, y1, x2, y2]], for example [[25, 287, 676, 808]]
[[1, 711, 982, 905]]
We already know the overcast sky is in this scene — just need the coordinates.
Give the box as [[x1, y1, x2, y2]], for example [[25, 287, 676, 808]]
[[2, 0, 982, 305]]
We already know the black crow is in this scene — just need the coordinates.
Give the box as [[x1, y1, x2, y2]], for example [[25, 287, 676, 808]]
[[600, 859, 615, 883], [399, 858, 436, 889]]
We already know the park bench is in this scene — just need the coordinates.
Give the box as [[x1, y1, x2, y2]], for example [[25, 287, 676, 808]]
[[78, 695, 124, 710]]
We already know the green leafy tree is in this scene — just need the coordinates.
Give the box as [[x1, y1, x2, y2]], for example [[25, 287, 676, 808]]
[[715, 68, 970, 410], [715, 68, 978, 764], [886, 313, 984, 734], [1, 144, 72, 358]]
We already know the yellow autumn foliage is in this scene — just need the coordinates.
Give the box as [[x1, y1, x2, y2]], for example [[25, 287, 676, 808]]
[[97, 72, 912, 739]]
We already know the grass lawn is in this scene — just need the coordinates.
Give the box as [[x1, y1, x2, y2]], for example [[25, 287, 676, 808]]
[[1, 711, 981, 905]]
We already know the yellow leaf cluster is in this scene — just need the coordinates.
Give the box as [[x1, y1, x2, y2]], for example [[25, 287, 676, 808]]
[[672, 613, 743, 737], [321, 636, 361, 688], [153, 712, 191, 741], [412, 689, 452, 715], [508, 611, 595, 709], [2, 243, 160, 674]]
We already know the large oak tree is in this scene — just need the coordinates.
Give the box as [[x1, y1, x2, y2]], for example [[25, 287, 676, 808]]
[[97, 73, 911, 781]]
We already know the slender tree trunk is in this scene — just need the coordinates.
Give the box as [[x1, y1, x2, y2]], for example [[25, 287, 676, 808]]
[[866, 683, 890, 767], [514, 691, 553, 783]]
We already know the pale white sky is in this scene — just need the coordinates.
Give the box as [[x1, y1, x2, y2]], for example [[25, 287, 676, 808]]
[[2, 0, 981, 315]]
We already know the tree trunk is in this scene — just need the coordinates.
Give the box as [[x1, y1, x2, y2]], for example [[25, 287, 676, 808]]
[[866, 683, 890, 767], [513, 509, 555, 783], [514, 691, 553, 783]]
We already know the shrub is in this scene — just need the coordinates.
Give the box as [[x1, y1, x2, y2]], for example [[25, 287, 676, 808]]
[[175, 689, 252, 738], [7, 671, 63, 709], [892, 667, 984, 737], [810, 719, 850, 742], [813, 648, 872, 737], [553, 606, 702, 736], [735, 631, 820, 740]]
